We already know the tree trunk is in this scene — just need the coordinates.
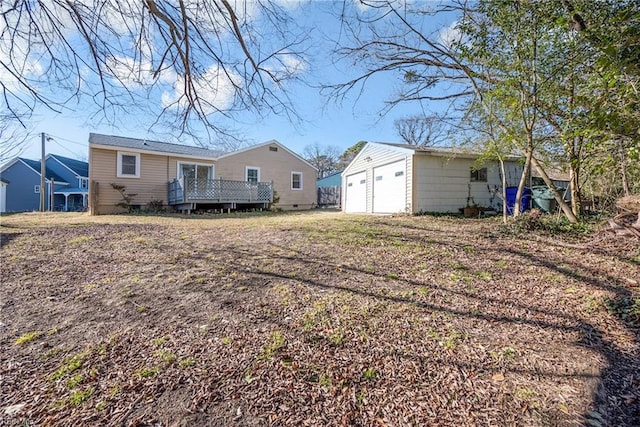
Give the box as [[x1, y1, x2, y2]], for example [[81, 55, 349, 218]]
[[513, 148, 532, 218], [569, 163, 581, 217], [530, 156, 578, 223], [499, 156, 508, 224], [619, 140, 631, 197]]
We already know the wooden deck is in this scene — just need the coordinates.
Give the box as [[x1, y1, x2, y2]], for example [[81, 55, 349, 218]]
[[168, 178, 273, 211]]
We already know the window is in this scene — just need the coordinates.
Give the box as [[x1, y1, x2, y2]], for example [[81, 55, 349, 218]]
[[291, 172, 302, 190], [178, 162, 213, 184], [376, 176, 383, 181], [269, 146, 278, 152], [470, 167, 487, 182], [246, 166, 260, 183], [34, 185, 40, 193], [79, 178, 89, 189], [395, 171, 404, 177], [117, 152, 140, 178]]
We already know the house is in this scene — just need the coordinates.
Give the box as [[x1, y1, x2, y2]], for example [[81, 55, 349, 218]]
[[47, 154, 90, 211], [0, 155, 89, 212], [88, 133, 317, 214], [341, 142, 524, 214], [317, 171, 342, 208], [0, 177, 8, 213]]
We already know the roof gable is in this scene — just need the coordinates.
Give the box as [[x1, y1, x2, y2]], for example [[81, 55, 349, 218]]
[[217, 139, 317, 170], [48, 154, 88, 177], [14, 158, 69, 184]]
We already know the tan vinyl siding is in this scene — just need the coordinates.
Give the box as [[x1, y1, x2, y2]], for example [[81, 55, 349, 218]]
[[90, 147, 221, 214], [413, 155, 523, 213], [216, 144, 316, 210]]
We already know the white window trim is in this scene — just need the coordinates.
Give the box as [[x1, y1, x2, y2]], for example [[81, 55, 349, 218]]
[[117, 151, 141, 178], [34, 185, 41, 194], [291, 171, 303, 190], [245, 166, 260, 182], [79, 177, 89, 189], [176, 161, 215, 180]]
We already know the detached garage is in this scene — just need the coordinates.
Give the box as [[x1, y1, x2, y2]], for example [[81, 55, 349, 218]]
[[341, 142, 523, 214]]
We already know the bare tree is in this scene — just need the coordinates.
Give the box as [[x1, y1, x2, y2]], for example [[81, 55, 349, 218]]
[[303, 142, 340, 179], [394, 115, 445, 146], [327, 0, 583, 221], [0, 1, 308, 146], [0, 114, 29, 162]]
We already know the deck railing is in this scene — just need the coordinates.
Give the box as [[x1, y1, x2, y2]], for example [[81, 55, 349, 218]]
[[168, 178, 273, 205]]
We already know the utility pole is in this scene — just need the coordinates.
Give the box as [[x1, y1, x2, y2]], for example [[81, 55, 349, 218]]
[[40, 132, 46, 212]]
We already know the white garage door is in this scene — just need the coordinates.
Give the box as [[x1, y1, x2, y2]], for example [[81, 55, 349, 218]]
[[373, 161, 407, 213], [345, 171, 367, 213]]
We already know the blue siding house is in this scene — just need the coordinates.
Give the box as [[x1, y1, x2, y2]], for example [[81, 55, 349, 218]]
[[0, 154, 89, 212]]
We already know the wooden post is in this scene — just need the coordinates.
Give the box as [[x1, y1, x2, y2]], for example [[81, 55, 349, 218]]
[[40, 132, 46, 212], [49, 177, 55, 211]]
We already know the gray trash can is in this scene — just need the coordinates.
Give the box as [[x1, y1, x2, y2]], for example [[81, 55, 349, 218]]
[[531, 186, 557, 213]]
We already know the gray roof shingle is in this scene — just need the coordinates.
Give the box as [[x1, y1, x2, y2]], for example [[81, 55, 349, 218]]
[[89, 133, 225, 158]]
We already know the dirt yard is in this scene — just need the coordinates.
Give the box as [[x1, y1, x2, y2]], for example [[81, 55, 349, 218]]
[[1, 211, 638, 426]]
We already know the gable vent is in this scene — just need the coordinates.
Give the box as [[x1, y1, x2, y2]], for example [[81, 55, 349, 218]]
[[269, 146, 278, 152]]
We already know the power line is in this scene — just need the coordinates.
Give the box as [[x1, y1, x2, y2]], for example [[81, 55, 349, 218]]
[[49, 138, 84, 158], [47, 134, 88, 148]]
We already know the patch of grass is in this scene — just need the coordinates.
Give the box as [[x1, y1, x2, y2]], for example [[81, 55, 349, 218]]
[[363, 367, 377, 381], [490, 346, 517, 362], [51, 352, 87, 380], [221, 336, 233, 345], [319, 374, 332, 387], [108, 385, 120, 397], [66, 374, 83, 389], [417, 286, 429, 297], [328, 331, 345, 346], [260, 330, 285, 360], [70, 387, 93, 405], [136, 367, 159, 378], [153, 337, 167, 347], [15, 331, 41, 345], [179, 358, 196, 368], [475, 271, 492, 280], [386, 273, 399, 280], [440, 328, 466, 351], [69, 236, 91, 245], [583, 294, 602, 312], [452, 262, 467, 270], [356, 389, 367, 405], [495, 260, 507, 268], [516, 388, 536, 398], [154, 350, 176, 363]]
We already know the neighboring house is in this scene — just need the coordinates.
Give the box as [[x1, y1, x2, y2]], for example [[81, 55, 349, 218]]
[[0, 177, 8, 213], [88, 133, 317, 214], [341, 142, 524, 214], [317, 171, 342, 208], [0, 155, 89, 212], [46, 154, 90, 211]]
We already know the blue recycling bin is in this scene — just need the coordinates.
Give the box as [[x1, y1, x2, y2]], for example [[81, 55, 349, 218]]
[[505, 187, 531, 214]]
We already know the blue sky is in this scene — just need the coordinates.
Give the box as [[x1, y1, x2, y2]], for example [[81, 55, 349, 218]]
[[11, 1, 458, 163]]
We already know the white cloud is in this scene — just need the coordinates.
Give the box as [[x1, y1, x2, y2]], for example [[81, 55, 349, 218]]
[[265, 53, 308, 80], [161, 65, 241, 115], [106, 54, 176, 88], [438, 20, 462, 49]]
